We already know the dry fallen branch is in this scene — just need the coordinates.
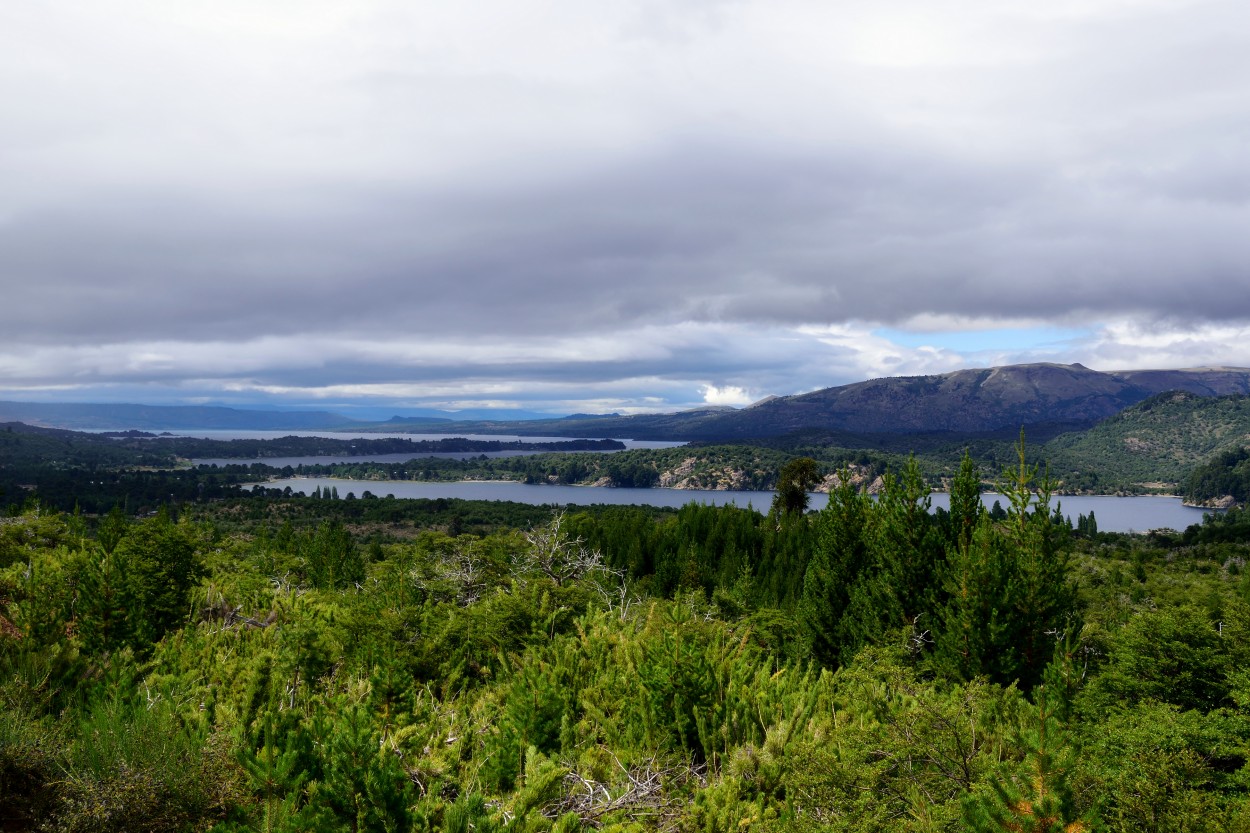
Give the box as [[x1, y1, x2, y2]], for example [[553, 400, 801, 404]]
[[542, 751, 705, 830]]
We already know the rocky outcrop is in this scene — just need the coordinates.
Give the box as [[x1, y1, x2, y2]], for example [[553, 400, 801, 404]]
[[815, 465, 884, 494], [1185, 494, 1239, 509], [656, 457, 699, 488], [656, 456, 755, 490]]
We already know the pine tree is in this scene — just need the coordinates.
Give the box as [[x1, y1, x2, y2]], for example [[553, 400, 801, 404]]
[[800, 469, 871, 667], [998, 433, 1077, 690], [96, 505, 129, 555], [112, 508, 202, 650], [306, 702, 414, 832], [948, 452, 982, 554], [239, 711, 312, 833], [302, 519, 364, 590], [963, 684, 1091, 832], [932, 511, 1016, 683], [75, 544, 131, 655], [933, 436, 1077, 689], [868, 457, 941, 627]]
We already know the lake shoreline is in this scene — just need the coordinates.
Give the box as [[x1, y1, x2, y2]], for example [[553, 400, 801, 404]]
[[248, 475, 1215, 533], [255, 472, 1196, 501]]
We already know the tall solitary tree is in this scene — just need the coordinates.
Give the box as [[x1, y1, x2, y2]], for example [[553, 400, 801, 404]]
[[771, 457, 821, 517]]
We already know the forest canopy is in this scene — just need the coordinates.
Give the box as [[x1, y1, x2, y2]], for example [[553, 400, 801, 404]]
[[3, 438, 1250, 831]]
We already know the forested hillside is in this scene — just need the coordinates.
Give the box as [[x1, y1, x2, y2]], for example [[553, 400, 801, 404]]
[[4, 443, 1250, 831], [1185, 447, 1250, 505], [1042, 391, 1250, 492]]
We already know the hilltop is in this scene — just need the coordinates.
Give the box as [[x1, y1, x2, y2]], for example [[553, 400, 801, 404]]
[[405, 363, 1250, 440]]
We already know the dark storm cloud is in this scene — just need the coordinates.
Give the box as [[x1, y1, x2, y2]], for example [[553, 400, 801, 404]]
[[10, 135, 1248, 348]]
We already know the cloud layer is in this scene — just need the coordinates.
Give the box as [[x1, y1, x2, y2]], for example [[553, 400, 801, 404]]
[[4, 1, 1250, 414]]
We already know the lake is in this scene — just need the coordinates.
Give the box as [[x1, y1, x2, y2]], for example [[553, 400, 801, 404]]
[[254, 477, 1214, 534], [173, 430, 684, 448], [187, 432, 686, 468]]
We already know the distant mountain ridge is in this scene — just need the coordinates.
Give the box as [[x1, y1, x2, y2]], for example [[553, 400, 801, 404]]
[[6, 363, 1250, 438], [0, 402, 360, 431], [742, 363, 1250, 436], [0, 402, 564, 431], [417, 363, 1250, 440]]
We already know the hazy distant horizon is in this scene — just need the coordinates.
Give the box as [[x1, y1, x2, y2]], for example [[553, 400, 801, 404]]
[[7, 360, 1250, 424]]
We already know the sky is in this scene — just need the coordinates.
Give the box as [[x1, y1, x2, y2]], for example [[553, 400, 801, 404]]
[[3, 0, 1250, 418]]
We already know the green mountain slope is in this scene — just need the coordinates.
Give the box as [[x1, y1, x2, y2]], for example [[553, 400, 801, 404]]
[[1183, 448, 1250, 505], [1042, 392, 1250, 490]]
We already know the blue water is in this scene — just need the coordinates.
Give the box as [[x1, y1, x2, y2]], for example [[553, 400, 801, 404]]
[[253, 477, 1212, 533], [172, 430, 683, 449], [187, 431, 684, 468]]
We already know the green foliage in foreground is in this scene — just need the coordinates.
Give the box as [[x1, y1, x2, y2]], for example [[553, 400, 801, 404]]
[[3, 445, 1250, 831]]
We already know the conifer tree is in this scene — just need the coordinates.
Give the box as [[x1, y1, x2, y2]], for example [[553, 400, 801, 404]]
[[932, 511, 1016, 683], [867, 457, 940, 629], [998, 433, 1077, 689], [948, 452, 982, 553], [96, 505, 129, 556], [239, 711, 313, 833], [75, 544, 130, 655], [933, 434, 1078, 689], [112, 508, 202, 649], [302, 519, 364, 590], [800, 469, 871, 666], [963, 684, 1091, 832]]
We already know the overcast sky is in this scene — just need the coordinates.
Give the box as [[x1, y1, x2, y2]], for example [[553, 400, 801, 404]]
[[3, 0, 1250, 417]]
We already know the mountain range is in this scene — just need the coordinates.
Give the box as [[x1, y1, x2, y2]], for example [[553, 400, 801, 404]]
[[409, 363, 1250, 440], [6, 363, 1250, 439]]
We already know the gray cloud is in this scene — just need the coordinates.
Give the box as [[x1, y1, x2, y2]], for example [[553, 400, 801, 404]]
[[3, 1, 1250, 413]]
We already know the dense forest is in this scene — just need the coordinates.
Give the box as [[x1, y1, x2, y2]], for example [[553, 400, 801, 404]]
[[1185, 447, 1250, 506], [4, 439, 1250, 831]]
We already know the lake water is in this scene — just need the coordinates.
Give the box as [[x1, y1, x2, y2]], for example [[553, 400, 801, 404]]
[[195, 450, 599, 467], [254, 477, 1214, 533], [173, 430, 684, 448], [187, 432, 685, 467], [932, 492, 1211, 534]]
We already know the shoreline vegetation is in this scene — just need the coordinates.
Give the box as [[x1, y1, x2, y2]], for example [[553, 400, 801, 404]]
[[255, 470, 1194, 500], [235, 457, 1216, 505], [5, 437, 1250, 830], [2, 416, 1246, 510]]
